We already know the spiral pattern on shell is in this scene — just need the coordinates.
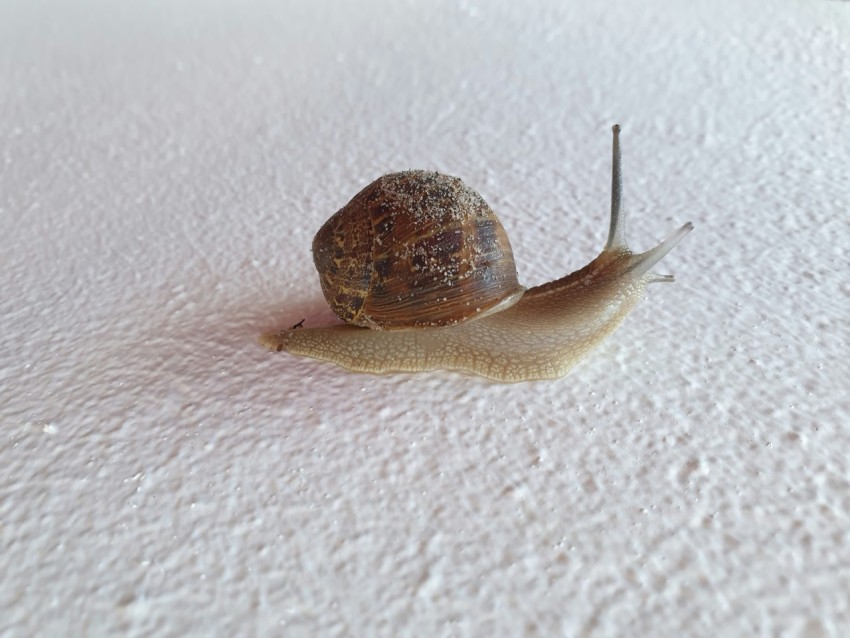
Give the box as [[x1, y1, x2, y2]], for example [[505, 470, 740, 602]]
[[312, 170, 523, 329]]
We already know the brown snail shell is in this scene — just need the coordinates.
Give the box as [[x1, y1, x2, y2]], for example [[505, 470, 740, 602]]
[[312, 170, 525, 329]]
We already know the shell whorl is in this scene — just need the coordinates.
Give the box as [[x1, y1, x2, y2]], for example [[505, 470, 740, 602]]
[[312, 170, 523, 329]]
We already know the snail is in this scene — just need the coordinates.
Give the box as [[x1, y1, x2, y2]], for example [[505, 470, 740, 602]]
[[260, 125, 693, 382]]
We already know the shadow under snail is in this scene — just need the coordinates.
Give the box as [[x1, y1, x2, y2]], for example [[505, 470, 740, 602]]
[[260, 125, 693, 382]]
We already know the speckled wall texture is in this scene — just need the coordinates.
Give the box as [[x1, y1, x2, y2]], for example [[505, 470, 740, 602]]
[[2, 0, 848, 635]]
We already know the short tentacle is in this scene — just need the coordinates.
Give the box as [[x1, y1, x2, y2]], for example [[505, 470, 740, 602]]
[[629, 221, 694, 279]]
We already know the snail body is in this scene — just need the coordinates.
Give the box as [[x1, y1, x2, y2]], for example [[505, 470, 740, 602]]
[[260, 125, 693, 382]]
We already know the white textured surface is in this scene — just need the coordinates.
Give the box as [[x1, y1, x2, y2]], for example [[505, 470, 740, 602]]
[[2, 0, 849, 635]]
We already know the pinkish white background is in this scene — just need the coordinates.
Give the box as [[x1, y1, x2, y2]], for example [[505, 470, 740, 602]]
[[2, 0, 849, 635]]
